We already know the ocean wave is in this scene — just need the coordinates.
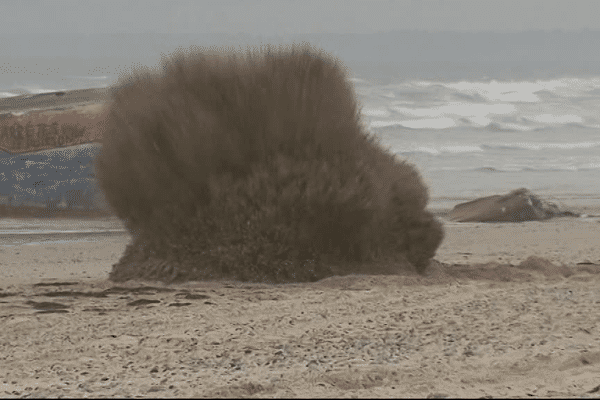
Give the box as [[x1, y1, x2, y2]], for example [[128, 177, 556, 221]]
[[392, 102, 516, 118], [417, 77, 600, 101], [398, 145, 484, 155], [394, 141, 600, 162], [431, 164, 600, 173], [354, 76, 600, 138], [369, 117, 456, 129], [366, 76, 600, 110], [529, 114, 583, 124], [475, 167, 500, 172], [480, 144, 528, 151], [487, 121, 539, 131], [362, 108, 391, 117], [442, 145, 484, 153], [369, 120, 412, 129], [28, 88, 65, 95], [564, 122, 590, 128], [485, 141, 600, 151], [0, 92, 19, 99], [451, 92, 488, 102], [531, 89, 563, 100], [365, 113, 600, 133], [579, 164, 600, 170]]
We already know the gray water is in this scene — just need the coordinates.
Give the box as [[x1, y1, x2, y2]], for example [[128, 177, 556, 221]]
[[353, 76, 600, 207]]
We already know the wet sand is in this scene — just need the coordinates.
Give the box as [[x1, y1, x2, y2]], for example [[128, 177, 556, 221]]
[[2, 213, 600, 398], [0, 217, 127, 286]]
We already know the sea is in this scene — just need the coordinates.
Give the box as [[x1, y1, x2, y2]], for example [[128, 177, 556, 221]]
[[351, 75, 600, 211], [2, 72, 600, 212]]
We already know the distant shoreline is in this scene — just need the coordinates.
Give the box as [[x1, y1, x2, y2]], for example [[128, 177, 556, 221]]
[[3, 200, 599, 221], [0, 204, 114, 219], [0, 87, 110, 114]]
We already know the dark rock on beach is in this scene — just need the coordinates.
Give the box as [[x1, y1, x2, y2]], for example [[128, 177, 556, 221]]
[[448, 188, 579, 223]]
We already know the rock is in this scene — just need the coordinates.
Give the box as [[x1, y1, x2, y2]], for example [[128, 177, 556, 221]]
[[448, 188, 579, 222]]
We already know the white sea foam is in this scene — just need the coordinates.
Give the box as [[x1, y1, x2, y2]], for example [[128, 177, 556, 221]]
[[528, 114, 583, 124], [373, 117, 456, 130], [22, 88, 65, 95], [391, 103, 516, 120], [0, 92, 19, 98], [498, 142, 600, 151], [362, 108, 390, 117], [368, 120, 404, 128], [440, 145, 483, 153]]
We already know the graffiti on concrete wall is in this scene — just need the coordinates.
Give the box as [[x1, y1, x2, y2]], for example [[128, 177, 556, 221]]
[[0, 121, 87, 154], [0, 142, 109, 212]]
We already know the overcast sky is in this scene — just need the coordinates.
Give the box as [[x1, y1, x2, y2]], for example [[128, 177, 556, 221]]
[[2, 0, 600, 87], [2, 0, 600, 36]]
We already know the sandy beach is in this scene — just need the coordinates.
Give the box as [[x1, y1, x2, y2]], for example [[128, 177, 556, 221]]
[[2, 211, 600, 398], [1, 88, 600, 397]]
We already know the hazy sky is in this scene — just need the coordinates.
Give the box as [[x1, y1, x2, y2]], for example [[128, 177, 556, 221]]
[[2, 0, 600, 87], [2, 0, 600, 36]]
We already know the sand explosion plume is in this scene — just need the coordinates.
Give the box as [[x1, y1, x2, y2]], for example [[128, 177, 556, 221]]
[[96, 43, 444, 283]]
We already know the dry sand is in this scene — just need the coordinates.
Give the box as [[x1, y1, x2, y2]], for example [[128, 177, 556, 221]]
[[2, 214, 600, 398]]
